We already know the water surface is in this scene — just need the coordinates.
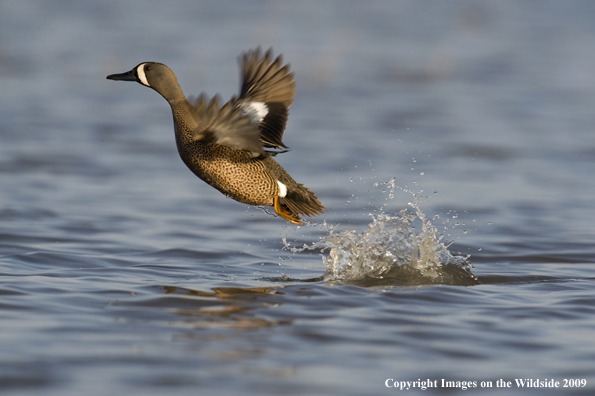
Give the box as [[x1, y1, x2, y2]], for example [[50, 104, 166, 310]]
[[1, 1, 595, 395]]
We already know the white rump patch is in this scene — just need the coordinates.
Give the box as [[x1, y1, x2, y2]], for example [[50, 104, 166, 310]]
[[137, 64, 150, 87], [249, 102, 268, 121], [277, 181, 287, 198]]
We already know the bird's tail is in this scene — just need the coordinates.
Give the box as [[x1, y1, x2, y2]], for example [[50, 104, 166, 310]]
[[274, 184, 325, 225]]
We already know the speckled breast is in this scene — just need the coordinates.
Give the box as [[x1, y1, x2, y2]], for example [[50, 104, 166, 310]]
[[177, 140, 278, 206]]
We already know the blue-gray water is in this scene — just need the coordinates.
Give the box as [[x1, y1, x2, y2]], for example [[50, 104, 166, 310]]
[[1, 1, 595, 395]]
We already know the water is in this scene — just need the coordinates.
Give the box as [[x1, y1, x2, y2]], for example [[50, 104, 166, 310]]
[[1, 1, 595, 395], [285, 182, 478, 287]]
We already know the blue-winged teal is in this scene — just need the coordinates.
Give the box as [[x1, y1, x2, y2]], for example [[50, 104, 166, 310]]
[[107, 48, 325, 225]]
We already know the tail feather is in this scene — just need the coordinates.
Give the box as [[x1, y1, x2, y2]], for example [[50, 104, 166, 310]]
[[281, 184, 325, 219]]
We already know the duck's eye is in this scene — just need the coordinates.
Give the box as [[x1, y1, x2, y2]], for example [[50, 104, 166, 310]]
[[145, 65, 151, 71]]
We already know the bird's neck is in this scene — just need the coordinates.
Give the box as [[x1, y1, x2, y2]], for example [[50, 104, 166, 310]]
[[170, 99, 198, 145]]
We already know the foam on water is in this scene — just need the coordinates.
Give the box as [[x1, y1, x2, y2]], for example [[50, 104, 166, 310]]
[[285, 179, 478, 286]]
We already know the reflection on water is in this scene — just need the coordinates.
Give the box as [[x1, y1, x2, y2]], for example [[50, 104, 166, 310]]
[[285, 179, 478, 286], [161, 286, 289, 330]]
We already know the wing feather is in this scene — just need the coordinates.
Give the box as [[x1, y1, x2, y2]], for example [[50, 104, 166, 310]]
[[238, 47, 296, 150], [191, 94, 264, 156]]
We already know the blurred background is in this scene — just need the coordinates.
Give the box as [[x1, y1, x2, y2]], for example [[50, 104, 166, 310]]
[[1, 1, 595, 395], [2, 1, 594, 245]]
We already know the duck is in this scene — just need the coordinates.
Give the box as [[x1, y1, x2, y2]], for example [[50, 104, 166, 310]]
[[106, 48, 325, 225]]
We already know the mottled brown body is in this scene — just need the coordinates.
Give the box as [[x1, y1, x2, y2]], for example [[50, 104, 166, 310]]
[[177, 134, 280, 207]]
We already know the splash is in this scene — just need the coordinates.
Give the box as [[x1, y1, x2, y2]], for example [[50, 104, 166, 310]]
[[285, 179, 478, 286]]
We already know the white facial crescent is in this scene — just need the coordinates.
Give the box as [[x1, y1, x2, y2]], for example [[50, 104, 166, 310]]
[[137, 64, 150, 87]]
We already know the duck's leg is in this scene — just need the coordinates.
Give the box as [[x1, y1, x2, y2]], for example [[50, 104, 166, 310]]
[[274, 197, 303, 225]]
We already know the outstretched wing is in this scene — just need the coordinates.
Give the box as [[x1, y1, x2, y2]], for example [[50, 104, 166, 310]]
[[191, 93, 264, 156], [238, 47, 296, 150]]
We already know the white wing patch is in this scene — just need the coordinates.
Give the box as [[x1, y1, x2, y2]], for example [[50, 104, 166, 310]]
[[277, 181, 287, 198], [137, 64, 150, 87], [248, 102, 268, 121]]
